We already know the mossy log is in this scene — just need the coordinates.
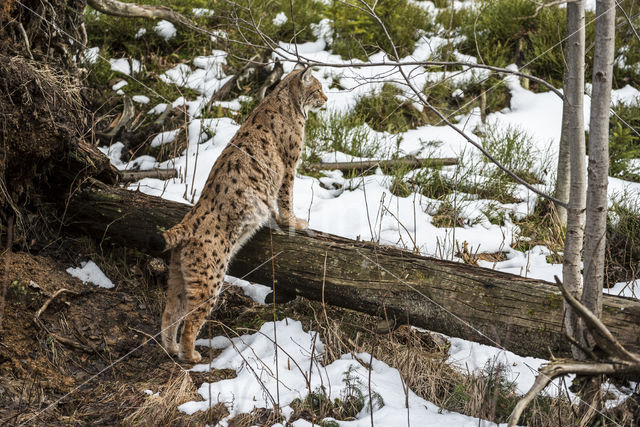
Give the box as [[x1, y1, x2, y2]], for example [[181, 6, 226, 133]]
[[66, 183, 640, 359]]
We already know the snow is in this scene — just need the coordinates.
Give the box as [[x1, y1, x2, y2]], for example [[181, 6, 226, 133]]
[[154, 20, 177, 41], [273, 12, 288, 26], [192, 8, 214, 17], [110, 58, 142, 75], [180, 319, 508, 426], [132, 95, 150, 104], [66, 261, 115, 289], [150, 129, 181, 147], [111, 80, 128, 91], [83, 47, 99, 64], [604, 280, 639, 299], [135, 28, 147, 39], [225, 275, 272, 304]]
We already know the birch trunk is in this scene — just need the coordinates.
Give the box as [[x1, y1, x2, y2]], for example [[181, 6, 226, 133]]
[[562, 0, 587, 359], [555, 95, 571, 226], [583, 0, 616, 334]]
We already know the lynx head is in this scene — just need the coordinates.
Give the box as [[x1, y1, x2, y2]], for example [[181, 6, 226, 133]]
[[290, 67, 327, 114]]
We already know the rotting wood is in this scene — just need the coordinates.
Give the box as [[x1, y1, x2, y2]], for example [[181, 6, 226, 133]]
[[66, 184, 640, 359], [306, 156, 458, 174]]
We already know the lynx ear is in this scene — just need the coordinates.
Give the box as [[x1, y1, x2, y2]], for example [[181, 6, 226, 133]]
[[293, 62, 305, 71], [301, 67, 313, 83]]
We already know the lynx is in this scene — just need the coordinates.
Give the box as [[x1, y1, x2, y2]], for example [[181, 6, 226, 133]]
[[155, 67, 327, 362]]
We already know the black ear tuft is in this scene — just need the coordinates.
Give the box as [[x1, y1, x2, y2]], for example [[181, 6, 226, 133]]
[[149, 234, 166, 253]]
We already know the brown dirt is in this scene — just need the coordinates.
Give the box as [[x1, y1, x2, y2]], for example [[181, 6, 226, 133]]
[[0, 250, 263, 425]]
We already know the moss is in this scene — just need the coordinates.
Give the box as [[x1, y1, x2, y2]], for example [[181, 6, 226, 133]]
[[545, 292, 562, 310]]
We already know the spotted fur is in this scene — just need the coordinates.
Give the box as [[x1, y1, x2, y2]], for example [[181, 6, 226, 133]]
[[160, 68, 327, 362]]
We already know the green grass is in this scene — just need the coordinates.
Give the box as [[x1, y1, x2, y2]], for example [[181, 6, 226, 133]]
[[303, 110, 386, 166], [328, 0, 435, 60]]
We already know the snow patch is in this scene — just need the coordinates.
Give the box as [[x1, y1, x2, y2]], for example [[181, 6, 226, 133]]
[[154, 20, 177, 41], [66, 261, 115, 289]]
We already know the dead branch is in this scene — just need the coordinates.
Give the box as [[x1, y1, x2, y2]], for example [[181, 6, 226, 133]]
[[120, 168, 178, 182], [32, 288, 95, 353], [97, 96, 136, 141], [86, 0, 205, 33], [306, 156, 458, 174]]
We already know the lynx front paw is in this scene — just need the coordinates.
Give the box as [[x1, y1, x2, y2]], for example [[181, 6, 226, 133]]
[[277, 215, 308, 231], [293, 217, 308, 230]]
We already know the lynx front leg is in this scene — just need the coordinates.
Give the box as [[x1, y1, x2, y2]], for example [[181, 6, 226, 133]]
[[277, 171, 308, 230]]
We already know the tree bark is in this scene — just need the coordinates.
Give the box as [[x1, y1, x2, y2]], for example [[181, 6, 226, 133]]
[[583, 0, 616, 336], [562, 0, 587, 359], [554, 78, 571, 226], [65, 184, 640, 359]]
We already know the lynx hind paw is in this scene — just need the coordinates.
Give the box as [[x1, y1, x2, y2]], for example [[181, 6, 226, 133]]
[[179, 349, 202, 364]]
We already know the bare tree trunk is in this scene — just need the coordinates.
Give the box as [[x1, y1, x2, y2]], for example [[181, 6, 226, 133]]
[[555, 62, 573, 227], [555, 96, 571, 226], [562, 0, 587, 359], [583, 0, 616, 340]]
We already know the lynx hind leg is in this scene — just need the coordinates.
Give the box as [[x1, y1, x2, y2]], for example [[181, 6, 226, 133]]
[[161, 248, 185, 355], [178, 240, 227, 363]]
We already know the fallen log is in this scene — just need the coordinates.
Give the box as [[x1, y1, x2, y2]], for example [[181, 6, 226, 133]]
[[306, 156, 458, 174], [66, 183, 640, 359]]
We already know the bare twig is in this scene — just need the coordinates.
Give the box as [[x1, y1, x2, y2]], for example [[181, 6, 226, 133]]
[[32, 288, 94, 353]]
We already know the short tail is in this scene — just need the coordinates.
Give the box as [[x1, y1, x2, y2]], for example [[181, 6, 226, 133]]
[[149, 223, 188, 252]]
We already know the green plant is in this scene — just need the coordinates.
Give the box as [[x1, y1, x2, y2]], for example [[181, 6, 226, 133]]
[[290, 365, 384, 424], [328, 0, 434, 60], [353, 84, 428, 133], [606, 197, 640, 285], [608, 101, 640, 181], [456, 0, 596, 89], [303, 111, 385, 165]]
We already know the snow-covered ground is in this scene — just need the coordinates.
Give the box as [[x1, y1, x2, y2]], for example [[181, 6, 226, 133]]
[[87, 1, 640, 424]]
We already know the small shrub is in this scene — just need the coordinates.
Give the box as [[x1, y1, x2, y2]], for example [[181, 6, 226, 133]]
[[328, 0, 434, 60], [606, 197, 640, 285], [353, 84, 429, 133], [608, 101, 640, 181], [290, 366, 384, 424]]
